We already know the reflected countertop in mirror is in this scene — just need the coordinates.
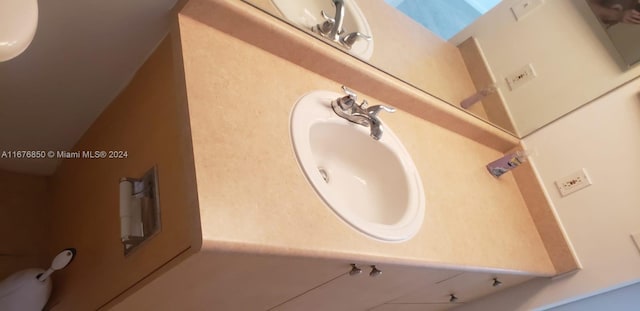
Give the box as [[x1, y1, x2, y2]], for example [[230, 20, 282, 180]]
[[243, 0, 640, 137], [244, 0, 481, 111]]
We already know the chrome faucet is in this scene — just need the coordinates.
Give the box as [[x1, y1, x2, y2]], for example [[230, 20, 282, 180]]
[[328, 0, 345, 41], [314, 0, 371, 50], [331, 86, 395, 140]]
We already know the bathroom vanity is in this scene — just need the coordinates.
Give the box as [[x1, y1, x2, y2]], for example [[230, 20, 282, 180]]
[[46, 0, 579, 310]]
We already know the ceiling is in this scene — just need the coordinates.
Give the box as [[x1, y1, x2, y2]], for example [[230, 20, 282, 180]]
[[0, 0, 177, 175]]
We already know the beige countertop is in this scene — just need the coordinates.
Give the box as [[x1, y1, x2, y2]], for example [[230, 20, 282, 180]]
[[173, 0, 572, 276]]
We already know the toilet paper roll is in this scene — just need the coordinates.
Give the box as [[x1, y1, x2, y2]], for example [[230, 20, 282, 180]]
[[119, 180, 133, 240], [129, 198, 144, 238]]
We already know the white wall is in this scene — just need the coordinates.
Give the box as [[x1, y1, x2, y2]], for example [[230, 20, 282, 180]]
[[454, 76, 640, 310], [548, 281, 640, 311], [450, 0, 640, 136]]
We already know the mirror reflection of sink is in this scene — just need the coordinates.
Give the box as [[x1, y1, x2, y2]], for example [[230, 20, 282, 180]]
[[290, 90, 425, 242], [271, 0, 374, 60]]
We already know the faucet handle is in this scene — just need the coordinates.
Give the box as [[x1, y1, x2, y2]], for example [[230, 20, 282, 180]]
[[359, 99, 368, 109], [334, 86, 358, 111], [321, 10, 335, 23], [340, 32, 372, 49], [341, 85, 358, 101], [366, 105, 395, 117], [316, 20, 334, 35], [314, 11, 335, 36]]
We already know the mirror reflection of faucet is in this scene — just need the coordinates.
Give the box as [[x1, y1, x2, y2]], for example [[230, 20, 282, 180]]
[[331, 86, 395, 140], [313, 0, 372, 50]]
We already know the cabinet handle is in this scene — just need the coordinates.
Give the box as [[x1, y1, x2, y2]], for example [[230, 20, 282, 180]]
[[349, 264, 363, 276], [369, 265, 382, 277], [492, 277, 503, 287], [449, 294, 459, 303]]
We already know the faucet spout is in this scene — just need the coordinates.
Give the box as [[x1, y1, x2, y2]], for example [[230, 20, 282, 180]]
[[366, 105, 395, 140], [329, 0, 345, 41], [369, 118, 384, 140], [314, 0, 373, 51]]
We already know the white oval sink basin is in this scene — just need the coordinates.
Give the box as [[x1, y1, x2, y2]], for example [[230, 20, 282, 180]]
[[271, 0, 374, 60], [290, 90, 425, 242]]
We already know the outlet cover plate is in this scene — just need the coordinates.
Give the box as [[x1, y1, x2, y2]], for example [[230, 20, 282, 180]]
[[511, 0, 543, 21], [555, 168, 592, 197], [505, 63, 536, 90]]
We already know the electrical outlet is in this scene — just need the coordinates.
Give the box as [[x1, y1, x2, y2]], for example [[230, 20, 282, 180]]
[[511, 0, 543, 21], [555, 168, 592, 197], [631, 233, 640, 254], [505, 64, 536, 90]]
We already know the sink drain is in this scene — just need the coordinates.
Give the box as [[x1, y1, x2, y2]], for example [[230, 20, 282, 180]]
[[318, 167, 329, 183]]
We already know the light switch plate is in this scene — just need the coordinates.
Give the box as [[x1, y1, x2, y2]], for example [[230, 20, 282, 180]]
[[631, 233, 640, 254], [511, 0, 543, 21]]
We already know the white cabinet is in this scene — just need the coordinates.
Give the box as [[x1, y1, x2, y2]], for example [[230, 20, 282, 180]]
[[115, 251, 462, 310], [372, 271, 532, 310], [273, 263, 458, 311], [115, 251, 534, 311], [113, 252, 350, 310], [371, 304, 454, 311]]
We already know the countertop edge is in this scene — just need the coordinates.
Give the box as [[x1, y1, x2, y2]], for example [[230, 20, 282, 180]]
[[199, 239, 556, 277]]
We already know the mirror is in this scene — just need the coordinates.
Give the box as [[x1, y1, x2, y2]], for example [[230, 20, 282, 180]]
[[242, 0, 640, 137], [586, 0, 640, 66]]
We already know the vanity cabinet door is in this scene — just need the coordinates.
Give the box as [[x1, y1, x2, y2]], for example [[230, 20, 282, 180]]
[[370, 304, 454, 311], [378, 271, 532, 309], [273, 263, 458, 311], [112, 251, 352, 310]]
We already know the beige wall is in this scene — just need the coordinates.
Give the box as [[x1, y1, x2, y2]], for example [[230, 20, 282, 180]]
[[451, 0, 640, 136], [46, 35, 200, 310], [455, 76, 640, 310], [0, 170, 49, 280]]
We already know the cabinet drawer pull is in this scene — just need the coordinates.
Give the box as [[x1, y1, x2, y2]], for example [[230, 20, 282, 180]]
[[492, 277, 503, 287], [449, 294, 459, 303], [349, 264, 363, 276], [369, 265, 382, 277]]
